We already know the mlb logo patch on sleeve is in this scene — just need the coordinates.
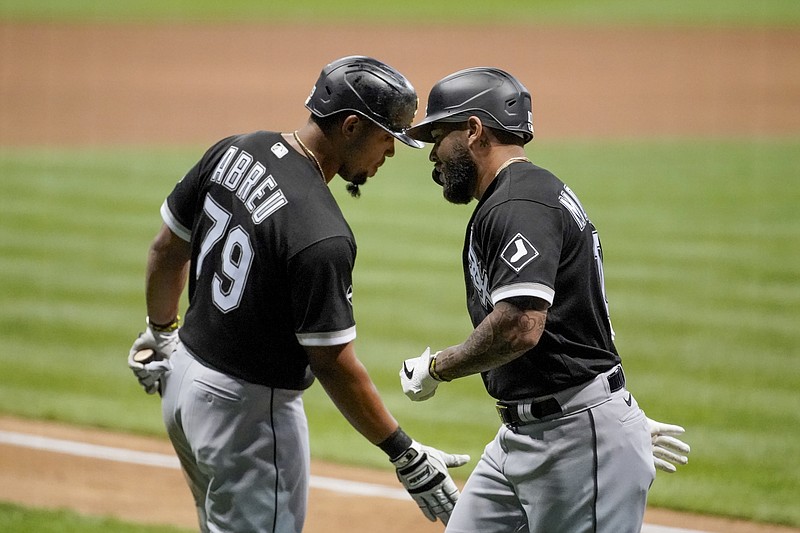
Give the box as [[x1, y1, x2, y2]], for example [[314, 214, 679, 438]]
[[501, 233, 539, 272], [271, 142, 289, 158]]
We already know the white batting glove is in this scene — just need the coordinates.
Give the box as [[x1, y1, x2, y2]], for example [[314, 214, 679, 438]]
[[391, 440, 470, 525], [647, 416, 691, 473], [127, 323, 179, 395], [400, 347, 442, 401]]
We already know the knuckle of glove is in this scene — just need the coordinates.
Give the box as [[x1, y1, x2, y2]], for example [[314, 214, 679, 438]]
[[146, 359, 172, 373], [153, 330, 179, 355], [399, 464, 448, 496], [132, 361, 170, 390], [137, 371, 158, 387], [420, 491, 456, 525]]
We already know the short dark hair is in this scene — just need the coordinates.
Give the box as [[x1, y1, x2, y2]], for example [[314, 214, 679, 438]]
[[310, 111, 382, 137], [487, 126, 526, 147], [309, 111, 345, 135]]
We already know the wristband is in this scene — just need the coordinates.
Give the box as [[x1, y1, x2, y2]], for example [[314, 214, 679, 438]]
[[429, 352, 449, 382], [148, 315, 180, 333], [378, 427, 413, 460]]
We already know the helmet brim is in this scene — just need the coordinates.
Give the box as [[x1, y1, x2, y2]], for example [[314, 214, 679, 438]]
[[408, 111, 533, 145], [407, 114, 468, 144], [372, 119, 424, 148], [386, 127, 425, 149]]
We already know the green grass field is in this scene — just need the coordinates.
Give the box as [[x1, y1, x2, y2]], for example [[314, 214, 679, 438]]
[[2, 0, 800, 25], [1, 139, 799, 528], [0, 501, 189, 533], [2, 0, 800, 530]]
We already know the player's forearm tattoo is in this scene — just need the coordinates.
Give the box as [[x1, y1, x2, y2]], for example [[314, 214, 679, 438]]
[[442, 303, 546, 378]]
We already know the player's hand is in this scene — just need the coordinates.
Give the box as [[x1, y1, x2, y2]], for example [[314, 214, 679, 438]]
[[127, 324, 179, 395], [391, 440, 470, 524], [400, 347, 441, 401], [647, 416, 691, 473]]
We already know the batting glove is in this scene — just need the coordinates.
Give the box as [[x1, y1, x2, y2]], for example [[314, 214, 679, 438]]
[[127, 321, 179, 395], [400, 347, 443, 401], [647, 416, 691, 473], [391, 440, 470, 525]]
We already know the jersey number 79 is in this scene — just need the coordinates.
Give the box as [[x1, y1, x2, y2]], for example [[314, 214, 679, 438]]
[[196, 193, 254, 313]]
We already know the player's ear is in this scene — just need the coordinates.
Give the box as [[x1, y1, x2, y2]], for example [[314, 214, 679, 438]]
[[466, 116, 486, 150], [341, 114, 362, 138]]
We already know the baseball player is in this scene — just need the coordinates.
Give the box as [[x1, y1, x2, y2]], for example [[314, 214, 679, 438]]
[[127, 56, 469, 533], [400, 67, 690, 532]]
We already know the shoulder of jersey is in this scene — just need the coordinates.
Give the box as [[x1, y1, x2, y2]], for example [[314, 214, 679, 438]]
[[489, 163, 563, 207]]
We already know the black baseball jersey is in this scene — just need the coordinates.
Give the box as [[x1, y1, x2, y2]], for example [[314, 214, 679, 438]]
[[463, 161, 620, 400], [161, 131, 357, 390]]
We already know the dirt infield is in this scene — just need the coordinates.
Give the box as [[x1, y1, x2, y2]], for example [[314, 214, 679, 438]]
[[2, 415, 799, 533], [1, 21, 800, 533], [1, 23, 799, 146]]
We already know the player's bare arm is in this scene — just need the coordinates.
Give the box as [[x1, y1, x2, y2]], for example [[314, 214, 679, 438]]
[[145, 224, 190, 324], [400, 297, 547, 401], [127, 224, 190, 395], [306, 341, 400, 444], [437, 298, 547, 381], [309, 340, 470, 525]]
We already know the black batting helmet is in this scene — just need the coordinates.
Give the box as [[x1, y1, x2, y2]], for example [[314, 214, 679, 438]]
[[408, 67, 533, 144], [305, 56, 423, 148]]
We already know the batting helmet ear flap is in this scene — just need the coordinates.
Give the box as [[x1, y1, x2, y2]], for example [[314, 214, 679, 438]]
[[305, 56, 423, 148]]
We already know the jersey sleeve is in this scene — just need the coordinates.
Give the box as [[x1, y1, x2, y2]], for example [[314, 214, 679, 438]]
[[160, 164, 200, 241], [481, 199, 562, 307], [289, 236, 357, 346], [161, 137, 237, 241]]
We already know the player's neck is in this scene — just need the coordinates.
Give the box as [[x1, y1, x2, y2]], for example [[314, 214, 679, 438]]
[[474, 148, 529, 200], [287, 126, 334, 184]]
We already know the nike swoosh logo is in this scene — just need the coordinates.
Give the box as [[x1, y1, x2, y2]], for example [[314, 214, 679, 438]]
[[403, 361, 414, 379], [624, 393, 632, 406]]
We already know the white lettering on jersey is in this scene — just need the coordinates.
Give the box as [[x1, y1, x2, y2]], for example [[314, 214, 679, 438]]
[[212, 144, 289, 225], [592, 230, 616, 340], [236, 162, 266, 202], [197, 194, 255, 314], [210, 146, 238, 184], [467, 227, 491, 308], [222, 151, 254, 191], [500, 233, 539, 273], [245, 175, 278, 211], [252, 189, 288, 223], [558, 185, 589, 231]]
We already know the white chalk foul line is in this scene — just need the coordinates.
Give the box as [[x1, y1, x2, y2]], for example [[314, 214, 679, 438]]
[[0, 429, 408, 500], [0, 429, 707, 533], [0, 430, 180, 469]]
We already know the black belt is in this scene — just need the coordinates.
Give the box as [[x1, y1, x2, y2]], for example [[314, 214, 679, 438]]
[[496, 366, 625, 428]]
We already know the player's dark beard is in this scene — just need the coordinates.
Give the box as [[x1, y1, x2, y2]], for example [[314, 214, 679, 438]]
[[346, 173, 367, 198], [343, 130, 371, 199], [346, 182, 362, 198], [441, 144, 478, 205]]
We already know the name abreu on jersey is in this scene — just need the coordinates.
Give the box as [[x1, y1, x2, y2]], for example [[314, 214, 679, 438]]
[[209, 144, 289, 225]]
